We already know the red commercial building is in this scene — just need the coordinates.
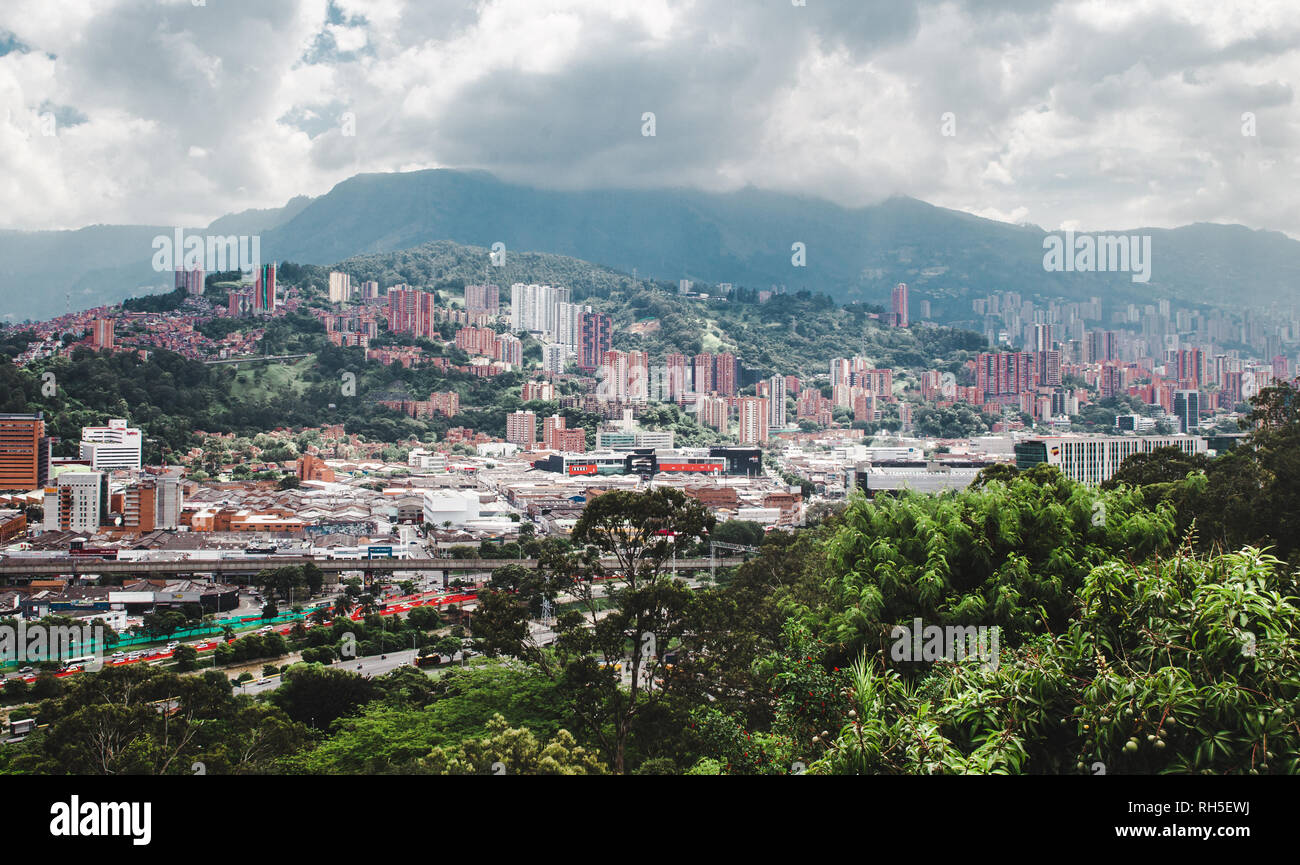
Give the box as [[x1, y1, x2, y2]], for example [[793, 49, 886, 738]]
[[0, 413, 44, 491]]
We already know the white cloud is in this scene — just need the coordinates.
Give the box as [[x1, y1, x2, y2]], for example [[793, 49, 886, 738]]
[[0, 0, 1298, 237]]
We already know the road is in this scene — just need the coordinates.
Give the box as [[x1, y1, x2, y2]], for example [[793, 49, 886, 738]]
[[235, 648, 440, 695], [0, 555, 746, 578], [1, 570, 715, 688], [0, 585, 479, 685]]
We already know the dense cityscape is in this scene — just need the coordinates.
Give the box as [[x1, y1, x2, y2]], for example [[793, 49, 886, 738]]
[[0, 0, 1296, 848]]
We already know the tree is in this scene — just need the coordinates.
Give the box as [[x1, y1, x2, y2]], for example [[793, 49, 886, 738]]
[[809, 547, 1300, 775], [1101, 446, 1210, 490], [558, 487, 716, 773], [419, 714, 606, 775], [173, 644, 198, 672], [434, 635, 463, 659], [270, 663, 379, 729], [302, 562, 325, 595], [469, 590, 538, 664], [0, 665, 304, 775], [969, 462, 1019, 489], [282, 665, 570, 774], [142, 610, 188, 639], [817, 471, 1178, 661], [711, 520, 764, 548]]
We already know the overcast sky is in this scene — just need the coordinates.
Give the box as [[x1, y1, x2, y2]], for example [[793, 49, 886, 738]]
[[2, 0, 1298, 236]]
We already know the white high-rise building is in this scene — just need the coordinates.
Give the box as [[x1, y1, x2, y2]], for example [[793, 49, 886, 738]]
[[555, 301, 588, 350], [830, 358, 851, 387], [79, 419, 142, 470], [738, 397, 769, 445], [510, 284, 571, 336], [44, 471, 103, 533], [768, 374, 787, 429], [543, 343, 567, 375], [328, 272, 352, 303]]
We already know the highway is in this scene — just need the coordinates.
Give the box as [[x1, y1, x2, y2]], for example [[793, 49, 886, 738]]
[[0, 555, 746, 578]]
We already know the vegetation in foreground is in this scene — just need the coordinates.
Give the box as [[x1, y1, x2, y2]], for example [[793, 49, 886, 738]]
[[2, 385, 1299, 775]]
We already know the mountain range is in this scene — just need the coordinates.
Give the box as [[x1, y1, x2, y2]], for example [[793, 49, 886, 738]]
[[2, 169, 1297, 322]]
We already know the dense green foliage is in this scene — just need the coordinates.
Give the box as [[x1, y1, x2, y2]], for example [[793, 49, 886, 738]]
[[817, 466, 1178, 658]]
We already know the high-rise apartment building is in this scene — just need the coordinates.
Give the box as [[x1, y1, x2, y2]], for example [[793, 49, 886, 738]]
[[543, 343, 567, 375], [891, 282, 909, 327], [767, 374, 787, 429], [387, 286, 438, 339], [455, 326, 498, 358], [1272, 355, 1291, 383], [738, 397, 770, 444], [1099, 364, 1126, 399], [509, 284, 571, 335], [714, 353, 737, 396], [254, 263, 277, 313], [91, 318, 115, 350], [600, 350, 629, 402], [328, 271, 352, 304], [1175, 348, 1205, 388], [496, 333, 523, 367], [830, 358, 851, 388], [696, 395, 729, 434], [555, 302, 588, 351], [465, 284, 500, 314], [976, 352, 1034, 400], [506, 410, 537, 449], [1036, 350, 1062, 387], [627, 350, 650, 402], [121, 476, 183, 531], [175, 265, 205, 295], [542, 415, 566, 451], [1086, 330, 1119, 364], [665, 354, 689, 399], [579, 312, 612, 372]]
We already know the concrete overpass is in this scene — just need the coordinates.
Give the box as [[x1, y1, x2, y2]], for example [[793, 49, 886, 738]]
[[0, 555, 747, 580]]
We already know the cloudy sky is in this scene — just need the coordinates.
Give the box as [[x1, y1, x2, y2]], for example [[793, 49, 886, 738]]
[[1, 0, 1298, 236]]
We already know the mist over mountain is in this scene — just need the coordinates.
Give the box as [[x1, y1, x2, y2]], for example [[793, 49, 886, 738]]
[[3, 169, 1298, 322]]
